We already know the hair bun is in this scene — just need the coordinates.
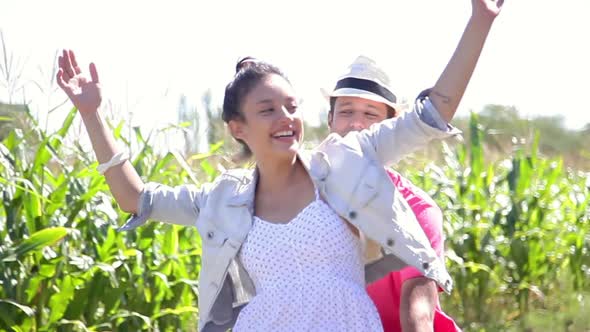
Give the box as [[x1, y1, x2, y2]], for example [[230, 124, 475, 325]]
[[235, 56, 258, 74]]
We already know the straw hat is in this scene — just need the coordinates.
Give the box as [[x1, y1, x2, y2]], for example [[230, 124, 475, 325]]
[[322, 55, 399, 112]]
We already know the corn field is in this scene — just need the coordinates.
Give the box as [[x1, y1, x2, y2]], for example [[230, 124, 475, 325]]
[[0, 108, 589, 331]]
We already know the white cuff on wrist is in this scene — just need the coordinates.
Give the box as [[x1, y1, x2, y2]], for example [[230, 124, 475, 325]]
[[97, 152, 129, 175]]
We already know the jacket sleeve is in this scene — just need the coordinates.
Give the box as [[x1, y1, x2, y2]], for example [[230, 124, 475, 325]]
[[353, 91, 462, 166], [118, 182, 209, 231]]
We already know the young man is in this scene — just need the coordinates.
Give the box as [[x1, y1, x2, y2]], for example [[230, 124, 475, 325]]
[[326, 55, 461, 332], [325, 1, 504, 330]]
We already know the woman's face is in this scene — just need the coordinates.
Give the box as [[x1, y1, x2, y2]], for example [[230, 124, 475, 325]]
[[229, 74, 303, 162]]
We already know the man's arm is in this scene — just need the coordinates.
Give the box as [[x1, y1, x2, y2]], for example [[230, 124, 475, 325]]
[[400, 277, 438, 332], [430, 0, 504, 123]]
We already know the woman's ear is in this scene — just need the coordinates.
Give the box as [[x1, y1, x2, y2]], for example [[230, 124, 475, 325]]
[[228, 119, 246, 141]]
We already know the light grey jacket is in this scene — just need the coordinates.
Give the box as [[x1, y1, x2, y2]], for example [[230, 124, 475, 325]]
[[119, 95, 461, 331]]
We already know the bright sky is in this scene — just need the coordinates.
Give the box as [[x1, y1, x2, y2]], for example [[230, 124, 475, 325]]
[[2, 0, 590, 132]]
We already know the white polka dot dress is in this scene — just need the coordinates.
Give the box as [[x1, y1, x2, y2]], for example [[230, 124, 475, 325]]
[[233, 189, 383, 332]]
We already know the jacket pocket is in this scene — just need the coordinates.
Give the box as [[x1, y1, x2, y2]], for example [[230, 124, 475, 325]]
[[201, 222, 228, 248]]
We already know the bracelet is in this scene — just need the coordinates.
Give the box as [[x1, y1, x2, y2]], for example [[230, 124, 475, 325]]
[[97, 152, 129, 175]]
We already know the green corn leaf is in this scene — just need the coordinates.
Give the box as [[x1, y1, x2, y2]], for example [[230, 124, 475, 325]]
[[48, 275, 76, 324], [151, 306, 198, 320], [163, 225, 179, 257], [55, 319, 91, 332], [11, 227, 68, 260], [111, 310, 151, 329], [171, 150, 199, 185]]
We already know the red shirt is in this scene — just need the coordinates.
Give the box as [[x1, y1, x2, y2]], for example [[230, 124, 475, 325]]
[[366, 170, 460, 332]]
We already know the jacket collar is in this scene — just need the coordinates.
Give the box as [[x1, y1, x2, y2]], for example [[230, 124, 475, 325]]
[[226, 168, 257, 207]]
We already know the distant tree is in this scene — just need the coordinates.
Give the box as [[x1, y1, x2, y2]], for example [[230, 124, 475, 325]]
[[452, 105, 590, 169], [202, 89, 226, 147], [0, 102, 28, 140], [176, 94, 201, 155]]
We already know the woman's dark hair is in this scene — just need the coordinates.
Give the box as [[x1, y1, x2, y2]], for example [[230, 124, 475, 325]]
[[222, 57, 289, 160]]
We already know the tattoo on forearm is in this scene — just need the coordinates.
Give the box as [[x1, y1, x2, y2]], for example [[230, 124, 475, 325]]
[[433, 91, 452, 104]]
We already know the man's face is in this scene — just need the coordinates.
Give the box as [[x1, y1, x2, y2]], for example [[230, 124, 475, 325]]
[[328, 96, 389, 136]]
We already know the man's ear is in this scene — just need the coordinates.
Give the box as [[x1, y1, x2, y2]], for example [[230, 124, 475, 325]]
[[327, 110, 334, 129], [228, 119, 245, 141]]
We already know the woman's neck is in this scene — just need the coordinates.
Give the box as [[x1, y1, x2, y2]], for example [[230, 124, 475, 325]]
[[255, 154, 304, 194]]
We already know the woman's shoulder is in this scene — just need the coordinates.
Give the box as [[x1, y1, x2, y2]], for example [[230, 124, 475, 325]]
[[198, 167, 257, 209]]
